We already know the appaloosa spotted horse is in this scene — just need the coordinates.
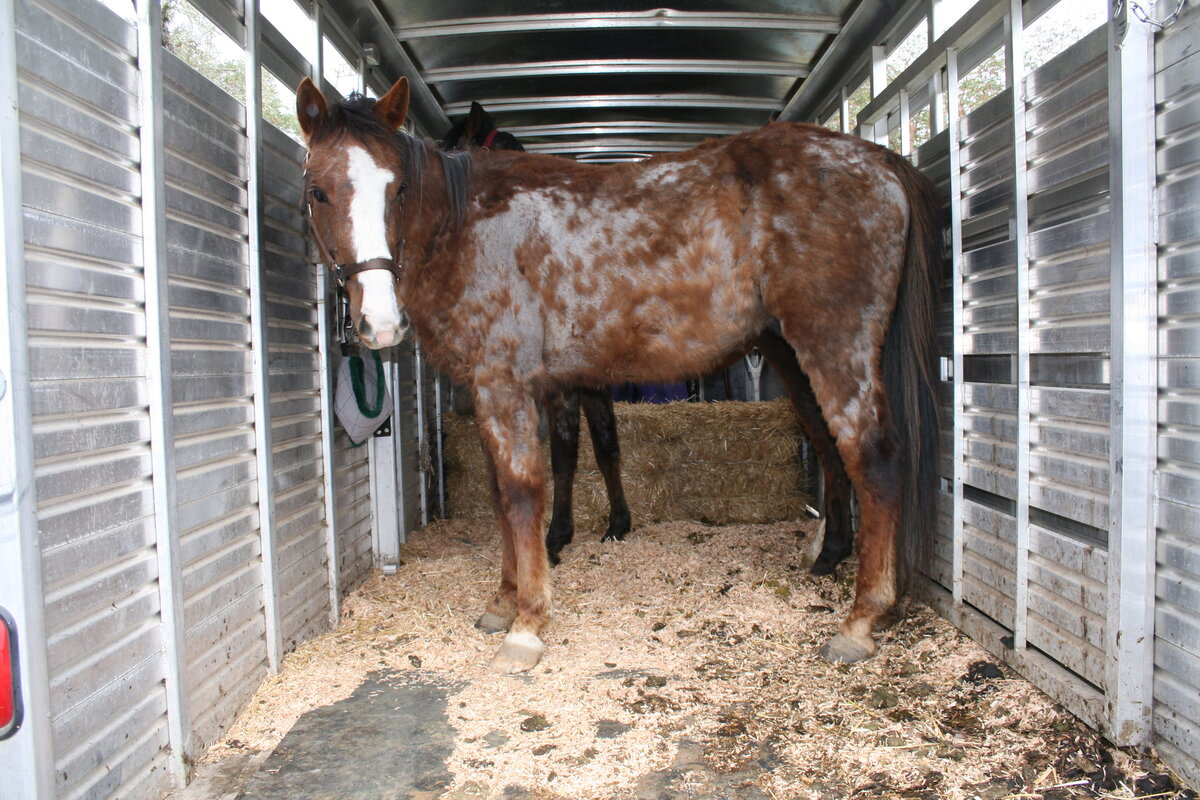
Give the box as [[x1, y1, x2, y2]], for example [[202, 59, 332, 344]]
[[297, 77, 940, 674], [442, 102, 858, 575]]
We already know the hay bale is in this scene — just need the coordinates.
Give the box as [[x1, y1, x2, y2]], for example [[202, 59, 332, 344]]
[[444, 399, 815, 532]]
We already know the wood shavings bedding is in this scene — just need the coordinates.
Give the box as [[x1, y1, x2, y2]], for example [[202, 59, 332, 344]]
[[198, 518, 1193, 800]]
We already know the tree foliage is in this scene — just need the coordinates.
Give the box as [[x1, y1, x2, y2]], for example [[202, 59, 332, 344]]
[[162, 0, 301, 139]]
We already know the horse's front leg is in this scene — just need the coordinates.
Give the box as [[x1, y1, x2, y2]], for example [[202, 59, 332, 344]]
[[474, 383, 552, 674]]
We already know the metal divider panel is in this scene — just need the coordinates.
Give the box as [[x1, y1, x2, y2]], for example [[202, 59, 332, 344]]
[[395, 341, 424, 533], [334, 422, 373, 592], [1154, 0, 1200, 786], [954, 82, 1020, 633], [161, 51, 268, 752], [1015, 28, 1112, 688], [16, 0, 175, 798], [262, 122, 331, 649]]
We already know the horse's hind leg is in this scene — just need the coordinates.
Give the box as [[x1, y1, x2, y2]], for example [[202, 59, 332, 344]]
[[788, 340, 903, 664], [474, 382, 552, 673], [545, 390, 581, 566], [579, 388, 631, 543], [754, 330, 854, 574]]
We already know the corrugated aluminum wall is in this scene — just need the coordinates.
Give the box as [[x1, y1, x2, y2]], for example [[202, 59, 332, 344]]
[[262, 121, 332, 653], [16, 0, 174, 797], [838, 0, 1193, 777], [2, 0, 393, 794], [1153, 0, 1200, 786], [334, 426, 373, 589], [921, 27, 1116, 722], [161, 49, 268, 752], [1021, 27, 1112, 689]]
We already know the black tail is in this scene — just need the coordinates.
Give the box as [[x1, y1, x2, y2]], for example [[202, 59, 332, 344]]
[[882, 151, 942, 596]]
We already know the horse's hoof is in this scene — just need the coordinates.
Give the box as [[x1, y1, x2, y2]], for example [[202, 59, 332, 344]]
[[602, 513, 632, 542], [808, 553, 839, 576], [490, 632, 545, 674], [474, 610, 513, 634], [819, 633, 876, 664]]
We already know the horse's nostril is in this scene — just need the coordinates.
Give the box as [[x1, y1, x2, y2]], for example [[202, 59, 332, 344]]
[[357, 319, 374, 340]]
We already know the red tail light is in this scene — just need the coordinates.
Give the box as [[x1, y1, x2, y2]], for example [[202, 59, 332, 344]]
[[0, 607, 20, 740]]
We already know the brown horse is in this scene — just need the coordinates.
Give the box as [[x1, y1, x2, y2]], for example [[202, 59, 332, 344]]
[[297, 76, 940, 673]]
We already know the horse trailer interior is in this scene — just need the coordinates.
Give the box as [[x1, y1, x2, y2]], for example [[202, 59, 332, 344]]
[[0, 0, 1198, 797]]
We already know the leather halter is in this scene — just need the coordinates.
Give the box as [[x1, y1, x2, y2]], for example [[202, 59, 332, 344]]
[[481, 129, 499, 150], [306, 199, 404, 288]]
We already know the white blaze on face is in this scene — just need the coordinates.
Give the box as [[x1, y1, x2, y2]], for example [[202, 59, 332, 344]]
[[346, 144, 405, 347]]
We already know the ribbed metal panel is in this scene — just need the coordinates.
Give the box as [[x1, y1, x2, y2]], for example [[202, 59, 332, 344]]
[[1153, 1, 1200, 786], [940, 26, 1113, 697], [1021, 28, 1111, 689], [262, 122, 332, 649], [334, 420, 373, 591], [161, 52, 268, 752], [17, 0, 173, 798], [953, 84, 1022, 630]]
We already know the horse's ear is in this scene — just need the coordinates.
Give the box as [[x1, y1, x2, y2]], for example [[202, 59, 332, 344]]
[[296, 77, 327, 141], [376, 77, 410, 131]]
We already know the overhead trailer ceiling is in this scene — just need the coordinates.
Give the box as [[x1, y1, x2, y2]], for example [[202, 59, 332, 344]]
[[336, 0, 910, 162]]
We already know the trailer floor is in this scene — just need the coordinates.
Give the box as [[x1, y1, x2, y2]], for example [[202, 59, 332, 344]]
[[174, 519, 1194, 800]]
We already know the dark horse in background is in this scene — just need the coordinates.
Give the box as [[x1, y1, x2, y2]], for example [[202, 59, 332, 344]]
[[297, 77, 940, 673], [442, 102, 857, 575]]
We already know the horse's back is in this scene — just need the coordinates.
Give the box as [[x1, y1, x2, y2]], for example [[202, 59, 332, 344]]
[[464, 123, 914, 385]]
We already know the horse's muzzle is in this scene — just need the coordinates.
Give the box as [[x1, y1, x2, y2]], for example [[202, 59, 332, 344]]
[[358, 310, 409, 349]]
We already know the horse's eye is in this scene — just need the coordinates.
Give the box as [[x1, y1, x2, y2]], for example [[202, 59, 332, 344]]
[[310, 187, 328, 203], [397, 182, 407, 195]]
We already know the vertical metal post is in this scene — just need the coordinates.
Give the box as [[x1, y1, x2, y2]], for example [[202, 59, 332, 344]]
[[1005, 0, 1033, 650], [839, 85, 850, 133], [0, 0, 54, 795], [1104, 0, 1156, 747], [370, 349, 402, 573], [312, 0, 324, 80], [415, 343, 430, 525], [929, 68, 945, 134], [899, 88, 912, 153], [946, 46, 966, 605], [434, 375, 446, 519], [316, 267, 341, 624], [873, 43, 892, 142], [309, 3, 341, 627], [138, 0, 192, 783], [244, 0, 283, 670]]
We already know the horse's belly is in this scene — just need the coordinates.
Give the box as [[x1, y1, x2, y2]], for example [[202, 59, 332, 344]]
[[543, 288, 764, 385]]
